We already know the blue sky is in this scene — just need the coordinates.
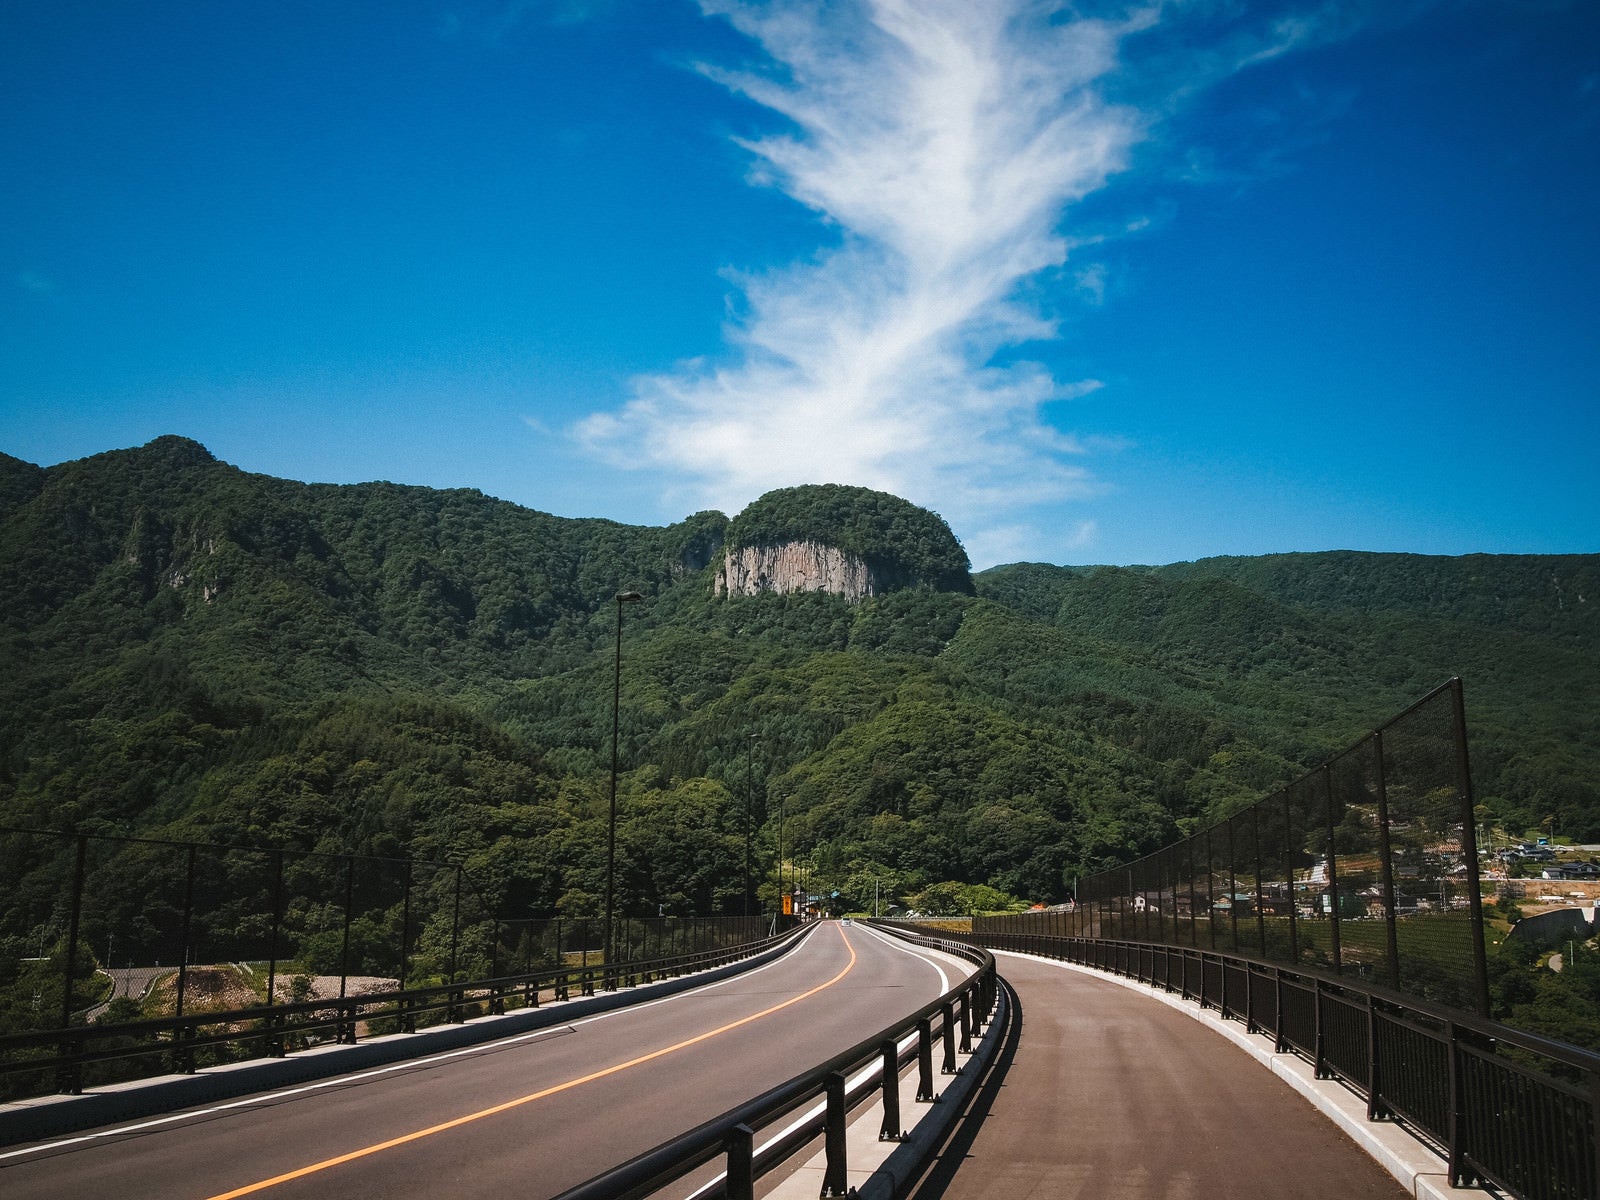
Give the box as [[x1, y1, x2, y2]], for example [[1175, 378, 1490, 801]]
[[2, 1, 1595, 569]]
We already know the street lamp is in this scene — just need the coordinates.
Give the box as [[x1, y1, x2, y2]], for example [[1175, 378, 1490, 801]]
[[604, 591, 643, 965]]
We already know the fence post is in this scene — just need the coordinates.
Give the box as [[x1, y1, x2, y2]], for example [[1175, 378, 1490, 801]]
[[526, 923, 539, 1008], [1187, 835, 1199, 947], [1157, 849, 1169, 946], [448, 865, 463, 1022], [726, 1123, 755, 1200], [266, 848, 284, 1056], [916, 1017, 936, 1101], [1365, 992, 1386, 1121], [1272, 967, 1287, 1053], [1205, 827, 1217, 950], [879, 1038, 904, 1140], [1252, 805, 1267, 957], [1227, 816, 1240, 952], [821, 1070, 849, 1197], [941, 1000, 957, 1074], [176, 843, 196, 1020], [338, 854, 356, 1042], [489, 918, 503, 1014], [1132, 863, 1143, 944], [1588, 1070, 1600, 1200], [400, 859, 415, 1032], [172, 842, 198, 1074], [1449, 678, 1492, 1017], [1313, 978, 1327, 1079], [1447, 1022, 1468, 1187], [1372, 731, 1402, 992], [1283, 788, 1299, 964], [59, 835, 87, 1038], [53, 834, 89, 1094], [959, 988, 973, 1054], [1321, 765, 1343, 973]]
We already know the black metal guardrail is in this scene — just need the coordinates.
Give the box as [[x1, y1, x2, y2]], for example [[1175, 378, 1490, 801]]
[[944, 929, 1597, 1200], [551, 925, 997, 1200], [0, 924, 802, 1099]]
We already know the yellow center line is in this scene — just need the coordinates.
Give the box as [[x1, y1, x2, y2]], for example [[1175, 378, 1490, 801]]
[[205, 924, 857, 1200]]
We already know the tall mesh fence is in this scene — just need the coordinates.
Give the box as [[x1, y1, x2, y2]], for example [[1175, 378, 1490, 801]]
[[0, 825, 776, 1046], [978, 679, 1489, 1014]]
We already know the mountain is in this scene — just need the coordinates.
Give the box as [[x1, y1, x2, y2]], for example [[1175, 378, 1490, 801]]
[[714, 484, 973, 599], [1, 436, 1597, 928]]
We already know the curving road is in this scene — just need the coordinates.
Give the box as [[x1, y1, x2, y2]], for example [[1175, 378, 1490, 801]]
[[2, 922, 969, 1200], [904, 952, 1407, 1200]]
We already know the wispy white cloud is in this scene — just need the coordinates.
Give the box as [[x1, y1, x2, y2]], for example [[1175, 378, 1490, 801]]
[[571, 0, 1385, 564], [575, 0, 1143, 557]]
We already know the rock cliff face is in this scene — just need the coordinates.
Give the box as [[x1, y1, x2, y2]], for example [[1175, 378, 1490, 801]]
[[714, 540, 885, 601], [713, 484, 973, 599]]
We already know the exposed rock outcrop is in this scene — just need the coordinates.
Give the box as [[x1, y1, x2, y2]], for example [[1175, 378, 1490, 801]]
[[715, 540, 882, 600], [714, 484, 973, 601]]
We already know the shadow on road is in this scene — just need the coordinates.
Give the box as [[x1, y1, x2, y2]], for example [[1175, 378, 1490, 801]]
[[903, 976, 1023, 1200]]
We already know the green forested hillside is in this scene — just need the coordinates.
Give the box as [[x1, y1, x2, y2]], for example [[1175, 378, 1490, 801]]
[[725, 483, 973, 593], [2, 436, 1596, 932]]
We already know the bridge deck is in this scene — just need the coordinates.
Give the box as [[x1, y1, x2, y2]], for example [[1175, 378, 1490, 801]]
[[907, 952, 1410, 1200]]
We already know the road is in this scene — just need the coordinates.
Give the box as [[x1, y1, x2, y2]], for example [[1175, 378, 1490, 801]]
[[905, 953, 1408, 1200], [2, 922, 968, 1200], [81, 967, 168, 1023]]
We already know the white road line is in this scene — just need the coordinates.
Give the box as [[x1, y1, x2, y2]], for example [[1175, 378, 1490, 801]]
[[679, 923, 967, 1200]]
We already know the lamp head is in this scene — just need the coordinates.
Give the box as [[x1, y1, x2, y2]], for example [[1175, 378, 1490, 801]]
[[615, 591, 643, 604]]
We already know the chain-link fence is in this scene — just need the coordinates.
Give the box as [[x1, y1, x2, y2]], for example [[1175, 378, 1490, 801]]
[[978, 679, 1489, 1014]]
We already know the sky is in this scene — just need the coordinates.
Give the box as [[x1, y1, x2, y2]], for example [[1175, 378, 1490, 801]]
[[2, 0, 1596, 569]]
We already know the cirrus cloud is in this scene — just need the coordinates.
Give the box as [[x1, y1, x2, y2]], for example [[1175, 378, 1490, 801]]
[[572, 0, 1370, 565]]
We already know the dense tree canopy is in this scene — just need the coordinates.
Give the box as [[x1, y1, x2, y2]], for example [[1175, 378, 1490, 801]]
[[1, 436, 1596, 954], [726, 484, 973, 593]]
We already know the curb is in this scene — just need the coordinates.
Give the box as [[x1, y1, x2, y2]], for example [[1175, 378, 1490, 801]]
[[763, 948, 1007, 1200]]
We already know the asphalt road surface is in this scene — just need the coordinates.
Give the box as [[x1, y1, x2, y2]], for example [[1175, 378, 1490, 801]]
[[82, 967, 168, 1023], [905, 952, 1409, 1200], [1, 922, 967, 1200]]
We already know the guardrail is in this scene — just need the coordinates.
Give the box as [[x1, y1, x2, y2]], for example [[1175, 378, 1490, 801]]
[[0, 925, 803, 1099], [945, 929, 1597, 1200], [552, 925, 997, 1200]]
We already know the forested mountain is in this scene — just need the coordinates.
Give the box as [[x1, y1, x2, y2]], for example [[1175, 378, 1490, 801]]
[[2, 436, 1596, 924]]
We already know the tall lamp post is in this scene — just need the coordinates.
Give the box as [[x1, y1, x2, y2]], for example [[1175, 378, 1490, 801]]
[[604, 591, 643, 965], [745, 735, 759, 917]]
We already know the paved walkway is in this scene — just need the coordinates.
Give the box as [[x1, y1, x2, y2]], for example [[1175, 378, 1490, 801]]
[[905, 953, 1411, 1200]]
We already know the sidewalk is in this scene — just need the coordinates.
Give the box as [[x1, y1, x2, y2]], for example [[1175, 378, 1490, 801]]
[[899, 953, 1481, 1200]]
